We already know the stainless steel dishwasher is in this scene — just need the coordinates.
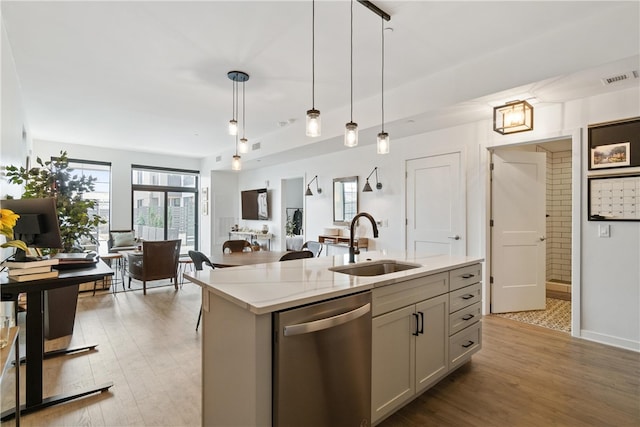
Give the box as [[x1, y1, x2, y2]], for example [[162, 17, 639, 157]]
[[273, 291, 372, 427]]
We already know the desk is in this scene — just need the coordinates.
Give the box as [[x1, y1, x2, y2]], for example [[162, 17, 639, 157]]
[[0, 261, 114, 421], [208, 251, 290, 268]]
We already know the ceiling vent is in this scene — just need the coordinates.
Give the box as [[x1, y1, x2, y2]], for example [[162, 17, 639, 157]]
[[601, 70, 639, 85], [216, 155, 222, 162], [252, 142, 261, 151]]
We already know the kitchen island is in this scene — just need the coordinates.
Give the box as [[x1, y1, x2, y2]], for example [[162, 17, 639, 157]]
[[185, 251, 483, 426]]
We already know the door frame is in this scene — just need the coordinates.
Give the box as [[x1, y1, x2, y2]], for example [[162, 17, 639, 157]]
[[483, 129, 582, 337]]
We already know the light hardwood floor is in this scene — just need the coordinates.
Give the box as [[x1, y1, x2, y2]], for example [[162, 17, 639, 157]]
[[1, 282, 639, 426]]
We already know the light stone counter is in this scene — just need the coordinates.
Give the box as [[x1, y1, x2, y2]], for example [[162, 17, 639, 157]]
[[185, 251, 483, 315]]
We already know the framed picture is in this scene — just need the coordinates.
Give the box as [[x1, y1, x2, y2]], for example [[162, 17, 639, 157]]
[[590, 142, 630, 169], [588, 117, 640, 171]]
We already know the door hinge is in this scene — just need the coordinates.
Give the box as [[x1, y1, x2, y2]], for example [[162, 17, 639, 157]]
[[490, 162, 494, 170], [405, 218, 408, 226], [490, 219, 494, 227], [490, 276, 494, 284]]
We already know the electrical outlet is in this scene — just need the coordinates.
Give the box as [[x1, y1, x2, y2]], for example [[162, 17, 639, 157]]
[[598, 224, 610, 238]]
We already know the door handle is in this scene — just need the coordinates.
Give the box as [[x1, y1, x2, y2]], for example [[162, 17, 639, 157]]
[[412, 313, 420, 336], [539, 236, 546, 241], [448, 235, 460, 240]]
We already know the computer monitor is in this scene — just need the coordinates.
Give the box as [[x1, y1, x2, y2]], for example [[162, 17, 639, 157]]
[[1, 197, 63, 261]]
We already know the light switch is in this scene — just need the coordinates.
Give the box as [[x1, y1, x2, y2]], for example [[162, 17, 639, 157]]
[[598, 224, 610, 238]]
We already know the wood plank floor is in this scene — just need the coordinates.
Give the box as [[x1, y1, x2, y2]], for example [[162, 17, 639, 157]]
[[1, 282, 638, 426]]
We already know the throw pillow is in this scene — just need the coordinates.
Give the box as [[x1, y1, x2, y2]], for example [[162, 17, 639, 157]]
[[112, 231, 136, 247]]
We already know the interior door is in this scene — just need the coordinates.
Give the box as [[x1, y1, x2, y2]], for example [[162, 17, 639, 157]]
[[406, 152, 465, 256], [491, 150, 546, 313]]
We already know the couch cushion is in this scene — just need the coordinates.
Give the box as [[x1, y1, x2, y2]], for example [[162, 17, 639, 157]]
[[112, 231, 136, 247]]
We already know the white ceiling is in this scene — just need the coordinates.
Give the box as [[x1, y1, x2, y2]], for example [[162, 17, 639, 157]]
[[2, 1, 639, 168]]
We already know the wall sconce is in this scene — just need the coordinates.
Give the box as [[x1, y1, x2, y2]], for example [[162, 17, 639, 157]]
[[493, 100, 534, 134], [362, 167, 382, 192], [305, 175, 322, 196]]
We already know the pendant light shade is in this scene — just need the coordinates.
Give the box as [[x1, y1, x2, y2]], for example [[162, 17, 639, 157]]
[[377, 132, 389, 154], [228, 119, 238, 136], [306, 0, 321, 137], [231, 154, 242, 171], [239, 137, 248, 154], [306, 109, 321, 137], [345, 0, 358, 147], [345, 122, 359, 147]]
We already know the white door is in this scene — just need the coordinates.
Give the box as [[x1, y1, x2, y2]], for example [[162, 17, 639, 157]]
[[491, 150, 546, 313], [406, 152, 465, 256]]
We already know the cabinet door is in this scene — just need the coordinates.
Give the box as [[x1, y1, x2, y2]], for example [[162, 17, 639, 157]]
[[372, 305, 415, 424], [415, 294, 449, 394]]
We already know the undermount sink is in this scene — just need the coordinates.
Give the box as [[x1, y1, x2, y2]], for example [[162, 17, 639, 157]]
[[329, 260, 422, 277]]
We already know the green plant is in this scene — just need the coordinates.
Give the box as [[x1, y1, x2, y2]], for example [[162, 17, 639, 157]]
[[285, 216, 295, 237], [5, 151, 106, 253]]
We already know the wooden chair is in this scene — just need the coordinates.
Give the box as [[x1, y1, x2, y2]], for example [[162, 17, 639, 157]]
[[127, 240, 181, 295], [222, 239, 252, 253], [279, 250, 315, 261], [188, 250, 215, 331], [301, 241, 323, 257]]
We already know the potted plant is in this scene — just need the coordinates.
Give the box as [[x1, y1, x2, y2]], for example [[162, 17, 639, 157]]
[[5, 151, 106, 253]]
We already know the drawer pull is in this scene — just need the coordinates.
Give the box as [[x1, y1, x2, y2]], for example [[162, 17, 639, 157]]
[[461, 274, 475, 279], [418, 311, 424, 335], [461, 294, 475, 300], [462, 340, 475, 348], [462, 314, 475, 321], [412, 313, 420, 336]]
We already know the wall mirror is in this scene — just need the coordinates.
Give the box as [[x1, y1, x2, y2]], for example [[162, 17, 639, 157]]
[[333, 176, 359, 225]]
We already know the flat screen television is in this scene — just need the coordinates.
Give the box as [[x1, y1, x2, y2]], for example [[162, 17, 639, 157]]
[[1, 197, 63, 261], [241, 188, 268, 220]]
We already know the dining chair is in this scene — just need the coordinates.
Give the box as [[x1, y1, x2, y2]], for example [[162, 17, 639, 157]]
[[222, 239, 253, 253], [301, 241, 323, 257], [188, 250, 215, 331], [279, 250, 315, 261], [127, 239, 181, 295]]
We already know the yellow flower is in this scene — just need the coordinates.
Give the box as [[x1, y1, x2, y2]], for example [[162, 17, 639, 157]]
[[0, 208, 28, 251]]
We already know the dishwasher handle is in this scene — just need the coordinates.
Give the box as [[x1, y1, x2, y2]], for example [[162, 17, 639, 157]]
[[283, 303, 371, 337]]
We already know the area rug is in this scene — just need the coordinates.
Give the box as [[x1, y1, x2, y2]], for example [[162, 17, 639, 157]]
[[493, 298, 571, 333]]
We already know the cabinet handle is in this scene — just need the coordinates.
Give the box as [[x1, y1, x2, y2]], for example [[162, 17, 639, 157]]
[[462, 340, 475, 348], [418, 311, 424, 335], [461, 294, 475, 300], [462, 314, 475, 321], [461, 274, 474, 279], [412, 313, 420, 336]]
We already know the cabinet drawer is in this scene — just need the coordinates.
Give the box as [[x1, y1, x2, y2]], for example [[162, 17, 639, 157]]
[[449, 301, 481, 336], [449, 321, 482, 369], [449, 263, 482, 291], [449, 282, 481, 313], [372, 272, 448, 317]]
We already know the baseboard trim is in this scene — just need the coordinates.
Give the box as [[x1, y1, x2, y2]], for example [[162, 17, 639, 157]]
[[579, 330, 640, 352]]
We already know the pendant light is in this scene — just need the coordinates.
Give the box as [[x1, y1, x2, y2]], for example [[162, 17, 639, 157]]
[[344, 0, 358, 147], [239, 79, 248, 154], [377, 17, 389, 154], [227, 71, 249, 170], [306, 0, 321, 137]]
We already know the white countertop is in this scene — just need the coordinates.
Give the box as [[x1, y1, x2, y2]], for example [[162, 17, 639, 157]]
[[184, 251, 483, 315]]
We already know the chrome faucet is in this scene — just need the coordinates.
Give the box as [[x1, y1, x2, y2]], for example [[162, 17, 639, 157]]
[[349, 212, 379, 263]]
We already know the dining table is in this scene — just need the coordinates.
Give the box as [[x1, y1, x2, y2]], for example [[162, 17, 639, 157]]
[[208, 250, 291, 268]]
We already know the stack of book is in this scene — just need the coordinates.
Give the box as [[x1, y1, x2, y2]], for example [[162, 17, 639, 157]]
[[2, 258, 60, 282]]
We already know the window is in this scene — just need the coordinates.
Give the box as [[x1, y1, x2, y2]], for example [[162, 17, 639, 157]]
[[66, 159, 112, 253], [131, 165, 199, 254]]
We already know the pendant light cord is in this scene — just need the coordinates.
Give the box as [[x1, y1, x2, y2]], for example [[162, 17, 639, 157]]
[[381, 16, 384, 133], [350, 0, 354, 121], [242, 81, 246, 138], [312, 0, 315, 109]]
